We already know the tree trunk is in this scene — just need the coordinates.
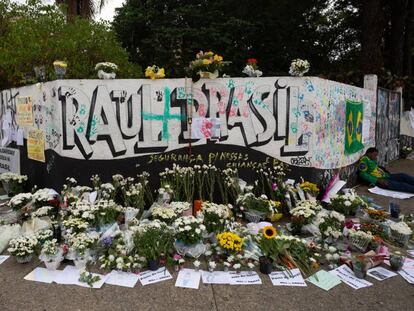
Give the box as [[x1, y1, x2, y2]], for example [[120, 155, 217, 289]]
[[360, 0, 386, 74], [403, 0, 414, 76], [390, 0, 408, 75]]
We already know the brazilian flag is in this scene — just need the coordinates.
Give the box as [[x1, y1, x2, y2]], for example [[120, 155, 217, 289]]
[[344, 100, 364, 155]]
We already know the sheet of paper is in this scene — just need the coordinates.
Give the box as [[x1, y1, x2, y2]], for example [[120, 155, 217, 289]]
[[201, 270, 231, 284], [139, 267, 172, 286], [367, 267, 397, 281], [409, 108, 414, 131], [307, 270, 342, 291], [24, 267, 60, 284], [269, 269, 307, 287], [229, 271, 262, 285], [368, 186, 414, 199], [407, 249, 414, 258], [399, 267, 414, 284], [322, 180, 347, 203], [56, 265, 107, 289], [27, 128, 45, 162], [89, 191, 98, 204], [175, 268, 201, 289], [105, 270, 140, 288], [1, 130, 10, 147], [17, 129, 24, 146], [0, 255, 10, 265], [330, 265, 373, 289]]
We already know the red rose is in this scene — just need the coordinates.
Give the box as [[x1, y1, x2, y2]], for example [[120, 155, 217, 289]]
[[247, 58, 257, 64]]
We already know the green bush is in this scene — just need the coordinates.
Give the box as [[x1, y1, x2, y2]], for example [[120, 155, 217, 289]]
[[0, 0, 141, 89]]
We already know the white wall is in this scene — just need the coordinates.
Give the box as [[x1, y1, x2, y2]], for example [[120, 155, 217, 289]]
[[0, 76, 376, 169]]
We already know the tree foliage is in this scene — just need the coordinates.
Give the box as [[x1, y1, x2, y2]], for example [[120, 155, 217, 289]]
[[0, 0, 141, 89]]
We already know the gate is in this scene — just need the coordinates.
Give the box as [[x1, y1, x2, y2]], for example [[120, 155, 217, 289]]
[[376, 88, 401, 165]]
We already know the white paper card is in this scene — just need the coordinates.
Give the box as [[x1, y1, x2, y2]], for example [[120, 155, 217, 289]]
[[399, 268, 414, 284], [367, 267, 397, 281], [139, 267, 172, 286], [330, 265, 373, 289], [105, 270, 140, 288], [17, 129, 24, 146], [89, 191, 98, 204], [24, 267, 60, 284], [323, 180, 347, 203], [368, 186, 414, 199], [53, 266, 107, 288], [175, 268, 201, 289], [0, 255, 10, 265], [201, 270, 231, 284], [269, 269, 307, 287], [229, 271, 262, 285]]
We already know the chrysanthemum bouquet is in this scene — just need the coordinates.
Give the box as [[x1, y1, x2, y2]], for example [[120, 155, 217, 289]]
[[173, 216, 206, 245], [289, 58, 310, 77], [8, 235, 38, 258], [145, 65, 165, 80], [188, 51, 230, 79], [242, 58, 263, 77]]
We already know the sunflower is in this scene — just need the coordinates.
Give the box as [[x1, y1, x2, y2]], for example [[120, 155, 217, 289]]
[[263, 226, 277, 239]]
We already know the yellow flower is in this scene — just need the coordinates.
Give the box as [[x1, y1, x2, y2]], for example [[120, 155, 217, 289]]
[[262, 226, 277, 239], [202, 59, 212, 65], [213, 54, 223, 62], [206, 51, 214, 56], [53, 60, 67, 68]]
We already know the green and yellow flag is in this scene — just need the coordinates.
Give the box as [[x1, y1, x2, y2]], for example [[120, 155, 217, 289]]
[[344, 100, 364, 155]]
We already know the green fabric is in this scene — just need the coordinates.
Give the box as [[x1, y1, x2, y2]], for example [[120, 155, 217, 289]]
[[358, 155, 389, 185], [344, 100, 364, 154]]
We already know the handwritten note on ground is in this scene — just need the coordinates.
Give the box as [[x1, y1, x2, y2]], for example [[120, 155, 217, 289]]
[[175, 268, 201, 289], [330, 265, 373, 289], [229, 271, 262, 285], [307, 270, 342, 291], [139, 267, 172, 286], [269, 269, 307, 287]]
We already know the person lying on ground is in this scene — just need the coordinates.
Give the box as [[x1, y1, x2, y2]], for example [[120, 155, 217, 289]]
[[358, 147, 414, 193]]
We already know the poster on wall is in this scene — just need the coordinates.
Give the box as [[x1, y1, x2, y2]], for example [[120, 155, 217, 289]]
[[0, 147, 20, 174], [27, 128, 45, 162], [16, 96, 33, 126], [345, 100, 364, 155]]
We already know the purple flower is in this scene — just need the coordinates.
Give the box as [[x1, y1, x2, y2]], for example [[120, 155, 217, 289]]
[[272, 183, 278, 190], [102, 236, 113, 247]]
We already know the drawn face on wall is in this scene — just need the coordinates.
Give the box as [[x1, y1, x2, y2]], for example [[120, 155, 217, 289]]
[[345, 100, 364, 155]]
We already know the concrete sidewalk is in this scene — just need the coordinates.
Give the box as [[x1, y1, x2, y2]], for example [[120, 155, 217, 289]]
[[1, 159, 414, 311]]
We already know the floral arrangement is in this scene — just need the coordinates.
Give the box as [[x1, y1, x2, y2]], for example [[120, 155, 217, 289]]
[[299, 181, 320, 197], [95, 62, 118, 73], [152, 206, 178, 224], [8, 193, 32, 211], [289, 58, 310, 77], [390, 222, 412, 235], [242, 58, 263, 77], [31, 205, 56, 218], [35, 229, 54, 245], [100, 183, 115, 200], [365, 207, 387, 221], [329, 190, 365, 216], [8, 235, 38, 258], [290, 200, 322, 232], [145, 65, 165, 80], [53, 60, 67, 79], [69, 232, 98, 257], [348, 229, 373, 251], [40, 239, 61, 259], [68, 201, 97, 223], [169, 201, 191, 214], [314, 210, 344, 241], [200, 202, 230, 233], [188, 51, 229, 79], [32, 188, 55, 208], [62, 218, 90, 235], [237, 193, 279, 215], [95, 200, 122, 225], [122, 182, 145, 209], [216, 231, 244, 253], [133, 222, 175, 261], [360, 222, 386, 239], [173, 216, 206, 245], [0, 172, 28, 195]]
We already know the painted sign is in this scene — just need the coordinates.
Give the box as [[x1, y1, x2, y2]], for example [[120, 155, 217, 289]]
[[0, 147, 20, 174], [0, 77, 376, 169]]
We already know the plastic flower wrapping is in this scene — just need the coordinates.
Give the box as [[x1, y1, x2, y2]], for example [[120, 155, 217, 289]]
[[289, 58, 310, 76]]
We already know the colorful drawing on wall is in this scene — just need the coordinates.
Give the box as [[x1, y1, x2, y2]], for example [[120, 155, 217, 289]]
[[27, 128, 45, 162], [345, 100, 364, 155], [16, 96, 33, 126]]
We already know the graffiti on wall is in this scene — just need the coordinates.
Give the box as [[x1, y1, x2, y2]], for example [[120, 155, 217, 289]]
[[0, 77, 376, 169]]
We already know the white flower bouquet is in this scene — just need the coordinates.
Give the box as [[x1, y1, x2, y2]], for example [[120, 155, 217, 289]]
[[289, 58, 310, 77], [390, 222, 412, 246], [8, 193, 33, 211], [39, 239, 63, 269], [69, 232, 98, 258], [200, 202, 230, 233], [290, 200, 322, 232], [0, 172, 28, 195], [33, 188, 55, 208], [152, 206, 178, 224], [348, 229, 373, 252], [169, 201, 192, 215], [8, 235, 38, 263], [173, 216, 206, 245], [314, 210, 344, 241], [62, 217, 89, 235], [329, 190, 365, 216], [69, 201, 97, 223], [95, 62, 118, 73], [35, 229, 54, 245]]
